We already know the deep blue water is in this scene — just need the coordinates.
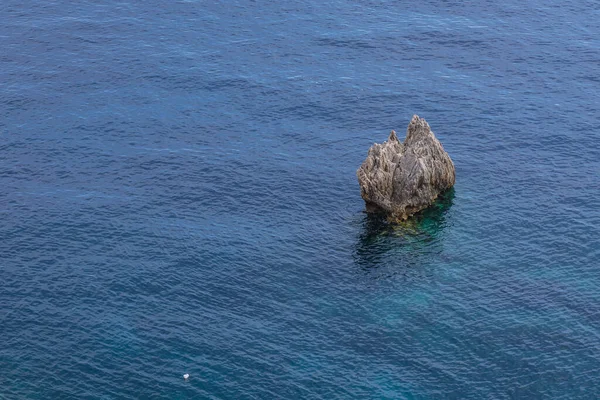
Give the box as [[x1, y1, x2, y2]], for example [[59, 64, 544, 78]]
[[1, 1, 600, 398]]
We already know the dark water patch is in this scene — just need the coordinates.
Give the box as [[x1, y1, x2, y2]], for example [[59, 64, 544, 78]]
[[354, 190, 454, 279], [316, 37, 377, 50]]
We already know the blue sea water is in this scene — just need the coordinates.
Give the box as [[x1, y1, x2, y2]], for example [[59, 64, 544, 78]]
[[1, 0, 600, 398]]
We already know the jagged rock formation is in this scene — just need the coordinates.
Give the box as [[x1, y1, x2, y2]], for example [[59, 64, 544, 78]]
[[357, 115, 455, 221]]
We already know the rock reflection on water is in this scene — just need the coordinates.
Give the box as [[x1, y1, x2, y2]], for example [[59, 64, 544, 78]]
[[354, 189, 454, 277]]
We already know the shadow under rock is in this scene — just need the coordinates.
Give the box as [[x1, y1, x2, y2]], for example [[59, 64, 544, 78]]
[[353, 188, 455, 274]]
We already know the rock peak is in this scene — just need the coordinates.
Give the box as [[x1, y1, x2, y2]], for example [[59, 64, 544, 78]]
[[405, 114, 434, 145], [357, 115, 455, 221]]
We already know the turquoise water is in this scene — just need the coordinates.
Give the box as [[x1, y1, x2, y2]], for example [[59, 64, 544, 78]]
[[1, 1, 600, 398]]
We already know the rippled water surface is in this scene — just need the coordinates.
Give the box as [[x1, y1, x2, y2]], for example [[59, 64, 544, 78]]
[[2, 1, 600, 398]]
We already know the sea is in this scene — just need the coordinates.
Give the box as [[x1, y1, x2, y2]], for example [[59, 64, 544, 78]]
[[1, 1, 600, 398]]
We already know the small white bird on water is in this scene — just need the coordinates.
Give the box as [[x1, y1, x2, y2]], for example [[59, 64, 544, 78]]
[[183, 373, 190, 380]]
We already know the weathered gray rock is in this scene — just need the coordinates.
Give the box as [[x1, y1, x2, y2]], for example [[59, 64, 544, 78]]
[[357, 115, 455, 221]]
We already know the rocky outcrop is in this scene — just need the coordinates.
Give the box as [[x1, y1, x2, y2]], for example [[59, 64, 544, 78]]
[[357, 115, 455, 221]]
